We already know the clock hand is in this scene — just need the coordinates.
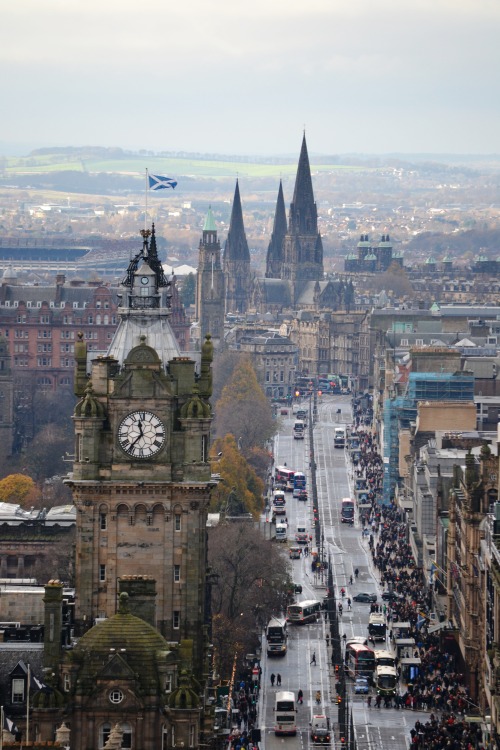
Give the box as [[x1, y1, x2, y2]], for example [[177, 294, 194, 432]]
[[130, 422, 143, 448]]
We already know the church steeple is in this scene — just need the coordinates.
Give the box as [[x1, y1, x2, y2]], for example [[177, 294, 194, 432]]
[[223, 180, 251, 314], [288, 133, 317, 235], [223, 180, 250, 263], [265, 180, 287, 279], [281, 134, 324, 303]]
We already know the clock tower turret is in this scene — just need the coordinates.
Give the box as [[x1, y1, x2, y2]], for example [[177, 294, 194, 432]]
[[69, 226, 214, 680]]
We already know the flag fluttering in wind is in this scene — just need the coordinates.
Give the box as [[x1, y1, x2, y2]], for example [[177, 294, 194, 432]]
[[3, 712, 19, 735], [148, 174, 177, 191]]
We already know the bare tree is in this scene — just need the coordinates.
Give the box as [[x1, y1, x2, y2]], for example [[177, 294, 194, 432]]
[[208, 523, 289, 678]]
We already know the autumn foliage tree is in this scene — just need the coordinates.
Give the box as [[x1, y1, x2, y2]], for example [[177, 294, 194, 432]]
[[0, 473, 38, 506], [210, 435, 264, 518]]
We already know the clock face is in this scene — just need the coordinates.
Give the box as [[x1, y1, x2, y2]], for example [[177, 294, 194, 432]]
[[118, 411, 166, 459]]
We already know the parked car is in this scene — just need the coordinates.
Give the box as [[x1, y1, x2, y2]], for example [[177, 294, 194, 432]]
[[353, 592, 377, 603], [354, 677, 370, 694]]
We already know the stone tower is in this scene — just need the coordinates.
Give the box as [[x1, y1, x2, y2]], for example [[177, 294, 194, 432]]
[[69, 225, 213, 679], [195, 207, 225, 349], [281, 134, 324, 303], [265, 180, 287, 279], [223, 180, 251, 314], [0, 333, 14, 457]]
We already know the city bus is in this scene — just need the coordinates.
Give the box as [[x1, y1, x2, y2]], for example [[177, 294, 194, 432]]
[[292, 472, 307, 497], [275, 466, 295, 492], [368, 613, 387, 641], [287, 599, 322, 624], [274, 691, 297, 735], [374, 665, 398, 696], [345, 642, 375, 678], [341, 498, 354, 524], [374, 649, 396, 668], [266, 617, 287, 657]]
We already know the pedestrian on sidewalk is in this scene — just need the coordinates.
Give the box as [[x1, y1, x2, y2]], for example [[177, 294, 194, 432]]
[[270, 673, 275, 686], [310, 652, 316, 665]]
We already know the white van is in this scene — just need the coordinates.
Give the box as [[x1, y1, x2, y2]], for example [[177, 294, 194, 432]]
[[275, 523, 288, 542]]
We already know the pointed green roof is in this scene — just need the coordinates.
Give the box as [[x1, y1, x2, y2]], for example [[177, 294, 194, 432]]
[[204, 206, 216, 232]]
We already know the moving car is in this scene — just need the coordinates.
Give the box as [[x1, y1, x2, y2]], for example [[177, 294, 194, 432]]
[[353, 592, 377, 603], [381, 590, 404, 602], [310, 715, 331, 744], [354, 677, 370, 694]]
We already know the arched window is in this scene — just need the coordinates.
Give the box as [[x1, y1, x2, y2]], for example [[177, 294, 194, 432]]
[[99, 722, 132, 749], [99, 723, 111, 749]]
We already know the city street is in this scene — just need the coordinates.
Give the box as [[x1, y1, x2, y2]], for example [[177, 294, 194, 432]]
[[259, 395, 428, 750]]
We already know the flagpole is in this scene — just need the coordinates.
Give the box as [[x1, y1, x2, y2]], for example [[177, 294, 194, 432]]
[[145, 168, 149, 232], [26, 664, 30, 747]]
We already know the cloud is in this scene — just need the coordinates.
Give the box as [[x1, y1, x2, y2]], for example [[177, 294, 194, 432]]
[[1, 0, 500, 153]]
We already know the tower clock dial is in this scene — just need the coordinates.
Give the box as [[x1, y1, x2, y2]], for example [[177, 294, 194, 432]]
[[118, 410, 165, 459]]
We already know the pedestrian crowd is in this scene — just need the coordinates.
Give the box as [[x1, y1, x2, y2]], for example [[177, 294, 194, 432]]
[[348, 404, 482, 747]]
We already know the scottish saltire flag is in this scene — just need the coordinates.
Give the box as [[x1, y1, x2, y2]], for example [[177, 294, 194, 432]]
[[416, 613, 427, 630], [148, 174, 177, 190], [30, 672, 50, 693], [3, 713, 19, 735]]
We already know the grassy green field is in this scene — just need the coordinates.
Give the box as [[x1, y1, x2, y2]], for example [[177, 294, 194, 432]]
[[5, 153, 369, 179]]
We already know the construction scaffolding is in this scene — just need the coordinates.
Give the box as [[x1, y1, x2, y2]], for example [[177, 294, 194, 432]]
[[382, 372, 475, 505]]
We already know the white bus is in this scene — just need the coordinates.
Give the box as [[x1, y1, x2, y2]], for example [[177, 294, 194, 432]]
[[287, 599, 321, 624], [368, 612, 387, 641], [274, 691, 296, 735], [374, 649, 396, 668], [266, 617, 287, 657]]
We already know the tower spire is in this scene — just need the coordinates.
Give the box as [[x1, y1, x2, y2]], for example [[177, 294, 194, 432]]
[[223, 180, 251, 314], [265, 180, 287, 279], [289, 133, 317, 235]]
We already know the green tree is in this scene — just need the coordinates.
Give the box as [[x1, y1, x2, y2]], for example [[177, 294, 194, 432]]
[[215, 355, 276, 452]]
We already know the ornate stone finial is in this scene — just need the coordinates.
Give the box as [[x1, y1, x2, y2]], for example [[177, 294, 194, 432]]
[[103, 724, 124, 749], [118, 591, 130, 615], [55, 723, 71, 746]]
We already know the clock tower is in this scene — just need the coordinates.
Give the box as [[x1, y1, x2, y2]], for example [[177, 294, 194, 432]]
[[69, 226, 213, 678]]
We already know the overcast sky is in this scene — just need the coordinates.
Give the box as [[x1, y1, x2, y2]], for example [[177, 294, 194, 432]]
[[1, 0, 499, 156]]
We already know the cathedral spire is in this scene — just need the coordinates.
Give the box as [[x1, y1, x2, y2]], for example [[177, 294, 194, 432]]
[[223, 180, 250, 262], [288, 133, 317, 235], [223, 180, 251, 314], [265, 180, 287, 279]]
